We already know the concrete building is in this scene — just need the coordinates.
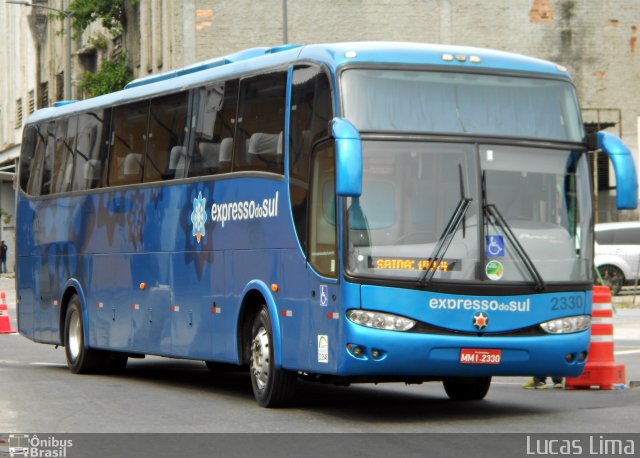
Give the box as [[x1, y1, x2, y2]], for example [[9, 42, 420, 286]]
[[1, 0, 639, 270]]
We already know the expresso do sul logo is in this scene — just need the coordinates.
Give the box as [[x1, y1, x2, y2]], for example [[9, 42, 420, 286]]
[[189, 191, 280, 243]]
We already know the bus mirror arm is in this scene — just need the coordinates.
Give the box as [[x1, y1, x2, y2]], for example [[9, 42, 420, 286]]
[[597, 131, 638, 210], [331, 118, 362, 197]]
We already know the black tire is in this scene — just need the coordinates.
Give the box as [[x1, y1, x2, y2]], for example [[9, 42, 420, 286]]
[[249, 306, 297, 407], [443, 376, 491, 401], [64, 295, 106, 374], [598, 265, 624, 296]]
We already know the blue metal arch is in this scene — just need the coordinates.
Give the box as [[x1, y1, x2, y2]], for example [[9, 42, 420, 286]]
[[238, 280, 283, 368]]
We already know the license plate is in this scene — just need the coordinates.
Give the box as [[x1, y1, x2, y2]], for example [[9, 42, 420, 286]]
[[460, 348, 502, 364]]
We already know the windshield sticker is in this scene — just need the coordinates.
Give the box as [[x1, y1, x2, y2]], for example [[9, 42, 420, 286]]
[[318, 335, 329, 363], [371, 257, 460, 272], [190, 192, 208, 243], [485, 235, 505, 257], [485, 260, 504, 280]]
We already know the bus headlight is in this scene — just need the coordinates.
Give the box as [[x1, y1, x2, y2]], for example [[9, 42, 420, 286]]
[[540, 315, 591, 334], [347, 310, 416, 331]]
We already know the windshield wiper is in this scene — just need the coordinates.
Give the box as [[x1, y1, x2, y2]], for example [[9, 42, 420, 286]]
[[482, 172, 545, 291], [417, 197, 472, 288]]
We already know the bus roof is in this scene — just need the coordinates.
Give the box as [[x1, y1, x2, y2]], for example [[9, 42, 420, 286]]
[[26, 41, 571, 124]]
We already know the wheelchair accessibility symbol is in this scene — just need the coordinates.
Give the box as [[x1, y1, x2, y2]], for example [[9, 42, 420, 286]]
[[485, 235, 505, 257], [320, 285, 328, 306]]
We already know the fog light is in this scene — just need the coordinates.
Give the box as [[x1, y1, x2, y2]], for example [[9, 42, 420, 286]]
[[348, 344, 365, 358], [371, 349, 380, 359], [578, 351, 588, 362], [565, 353, 575, 363]]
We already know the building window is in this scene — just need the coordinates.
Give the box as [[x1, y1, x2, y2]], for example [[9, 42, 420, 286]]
[[15, 98, 23, 129], [56, 72, 64, 101], [39, 82, 49, 109], [28, 90, 35, 115]]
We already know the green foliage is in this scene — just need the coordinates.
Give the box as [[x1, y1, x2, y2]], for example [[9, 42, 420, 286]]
[[87, 33, 110, 51], [0, 209, 12, 226], [79, 54, 133, 98], [63, 0, 132, 37]]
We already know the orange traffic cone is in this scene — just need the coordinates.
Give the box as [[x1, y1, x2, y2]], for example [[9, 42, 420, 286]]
[[0, 291, 16, 334], [565, 286, 625, 390]]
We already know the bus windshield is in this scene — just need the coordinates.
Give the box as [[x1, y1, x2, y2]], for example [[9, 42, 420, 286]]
[[341, 69, 584, 142], [345, 141, 593, 285]]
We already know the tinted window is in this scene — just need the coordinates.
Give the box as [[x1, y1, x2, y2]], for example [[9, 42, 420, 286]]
[[614, 228, 640, 245], [40, 122, 56, 195], [234, 72, 286, 173], [109, 101, 149, 186], [145, 92, 189, 182], [52, 117, 77, 193], [308, 141, 337, 277], [595, 229, 614, 245], [19, 125, 37, 193], [73, 110, 110, 191], [27, 123, 50, 196], [189, 80, 238, 177], [289, 66, 332, 252]]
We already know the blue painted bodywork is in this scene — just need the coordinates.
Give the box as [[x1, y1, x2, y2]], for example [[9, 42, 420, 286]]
[[19, 42, 627, 380], [597, 131, 639, 209]]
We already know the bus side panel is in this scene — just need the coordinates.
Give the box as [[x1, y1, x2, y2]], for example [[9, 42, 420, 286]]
[[279, 249, 347, 374], [16, 256, 37, 341], [279, 249, 312, 369], [171, 250, 224, 360]]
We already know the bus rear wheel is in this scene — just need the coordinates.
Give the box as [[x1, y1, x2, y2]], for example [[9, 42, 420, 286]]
[[249, 306, 297, 407], [443, 376, 491, 401], [64, 295, 105, 374]]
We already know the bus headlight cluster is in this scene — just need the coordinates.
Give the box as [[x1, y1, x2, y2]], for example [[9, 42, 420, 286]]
[[540, 315, 590, 334], [347, 310, 416, 331]]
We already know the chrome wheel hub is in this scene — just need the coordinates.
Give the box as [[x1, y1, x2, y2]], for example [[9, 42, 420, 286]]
[[68, 310, 81, 361], [250, 327, 270, 390]]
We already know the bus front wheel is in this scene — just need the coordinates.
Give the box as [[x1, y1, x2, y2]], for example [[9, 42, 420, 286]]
[[249, 306, 297, 407], [64, 295, 105, 374], [443, 376, 491, 401]]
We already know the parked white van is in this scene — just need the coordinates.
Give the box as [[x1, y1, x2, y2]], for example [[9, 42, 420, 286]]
[[594, 222, 640, 295]]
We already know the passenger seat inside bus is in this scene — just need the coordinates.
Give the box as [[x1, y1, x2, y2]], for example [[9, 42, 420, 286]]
[[247, 132, 282, 167], [218, 138, 233, 167], [169, 146, 188, 176], [123, 153, 143, 178]]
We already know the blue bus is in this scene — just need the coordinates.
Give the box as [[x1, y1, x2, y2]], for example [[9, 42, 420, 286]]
[[17, 42, 637, 407]]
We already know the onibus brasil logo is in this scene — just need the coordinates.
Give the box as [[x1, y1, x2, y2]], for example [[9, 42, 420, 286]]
[[190, 191, 279, 243]]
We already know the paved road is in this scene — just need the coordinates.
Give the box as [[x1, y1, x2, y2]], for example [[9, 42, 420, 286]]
[[1, 276, 639, 436]]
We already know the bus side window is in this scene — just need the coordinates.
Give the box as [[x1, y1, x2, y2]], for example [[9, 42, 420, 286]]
[[109, 101, 149, 187], [234, 71, 286, 174], [308, 142, 337, 277], [188, 80, 237, 177], [19, 125, 37, 193], [52, 117, 78, 194], [40, 122, 56, 196], [26, 123, 49, 196], [73, 110, 110, 191], [289, 65, 332, 254], [145, 91, 189, 182]]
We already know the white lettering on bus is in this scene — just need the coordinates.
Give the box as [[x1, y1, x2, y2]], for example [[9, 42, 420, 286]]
[[428, 297, 531, 312], [211, 192, 279, 228]]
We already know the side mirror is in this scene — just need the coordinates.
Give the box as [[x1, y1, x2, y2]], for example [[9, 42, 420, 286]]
[[331, 118, 362, 197], [597, 131, 638, 210]]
